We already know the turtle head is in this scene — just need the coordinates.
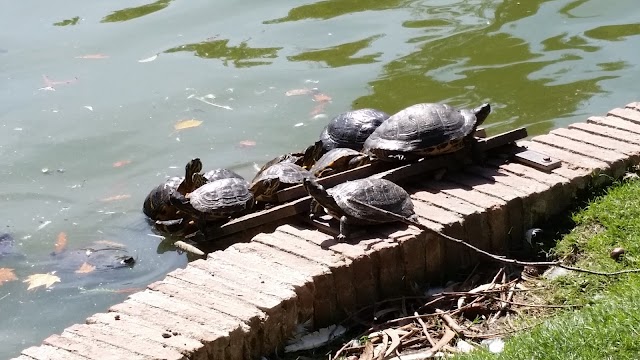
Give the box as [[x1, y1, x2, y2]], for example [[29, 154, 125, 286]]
[[302, 141, 325, 169], [348, 154, 371, 169], [185, 158, 203, 179], [472, 103, 491, 126], [302, 177, 327, 199]]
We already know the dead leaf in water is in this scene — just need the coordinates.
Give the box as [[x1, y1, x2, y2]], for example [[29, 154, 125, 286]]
[[174, 119, 203, 131], [285, 88, 316, 96], [138, 54, 159, 63], [238, 140, 257, 148], [23, 273, 61, 290], [54, 232, 67, 254], [112, 160, 132, 168], [0, 268, 18, 286], [75, 262, 96, 274], [101, 194, 131, 202], [75, 54, 109, 59]]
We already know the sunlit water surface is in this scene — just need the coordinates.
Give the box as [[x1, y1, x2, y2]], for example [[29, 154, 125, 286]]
[[1, 0, 640, 357]]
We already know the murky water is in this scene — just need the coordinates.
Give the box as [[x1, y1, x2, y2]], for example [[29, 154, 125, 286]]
[[1, 0, 639, 357]]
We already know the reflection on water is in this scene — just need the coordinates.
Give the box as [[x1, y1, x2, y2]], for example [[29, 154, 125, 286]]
[[2, 0, 640, 358], [165, 38, 282, 67], [101, 0, 173, 23]]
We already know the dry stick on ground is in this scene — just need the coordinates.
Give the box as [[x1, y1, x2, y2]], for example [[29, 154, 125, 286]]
[[349, 199, 640, 276]]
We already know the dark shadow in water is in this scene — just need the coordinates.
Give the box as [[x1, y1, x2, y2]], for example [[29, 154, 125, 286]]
[[584, 23, 640, 42], [287, 35, 384, 68], [53, 16, 80, 26], [264, 0, 405, 24], [101, 0, 172, 23], [347, 0, 613, 136], [164, 38, 282, 68], [559, 0, 594, 19]]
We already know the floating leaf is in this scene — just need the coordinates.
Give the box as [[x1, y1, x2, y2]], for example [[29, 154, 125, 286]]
[[138, 54, 158, 63], [174, 119, 203, 130], [0, 268, 17, 286], [237, 140, 256, 148], [313, 93, 332, 103], [84, 105, 94, 111], [37, 220, 52, 231], [112, 160, 132, 168], [75, 54, 109, 59], [23, 273, 61, 290], [75, 262, 96, 274], [285, 88, 315, 96], [101, 194, 131, 202], [54, 232, 67, 254]]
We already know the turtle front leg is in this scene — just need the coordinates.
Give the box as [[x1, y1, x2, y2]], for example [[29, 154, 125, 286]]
[[337, 215, 351, 242], [309, 199, 321, 220]]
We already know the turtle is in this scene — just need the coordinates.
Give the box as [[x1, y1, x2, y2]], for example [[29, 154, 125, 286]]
[[50, 242, 136, 273], [170, 175, 255, 236], [310, 148, 370, 178], [204, 168, 244, 182], [302, 177, 417, 241], [319, 108, 390, 152], [253, 141, 324, 182], [142, 158, 203, 221], [250, 162, 314, 203], [362, 103, 491, 161]]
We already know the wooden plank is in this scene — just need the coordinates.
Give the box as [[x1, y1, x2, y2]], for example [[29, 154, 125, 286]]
[[473, 127, 528, 152]]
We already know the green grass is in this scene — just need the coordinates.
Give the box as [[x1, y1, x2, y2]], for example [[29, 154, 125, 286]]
[[459, 179, 640, 360]]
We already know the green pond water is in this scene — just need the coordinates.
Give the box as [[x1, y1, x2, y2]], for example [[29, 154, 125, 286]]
[[1, 0, 639, 357]]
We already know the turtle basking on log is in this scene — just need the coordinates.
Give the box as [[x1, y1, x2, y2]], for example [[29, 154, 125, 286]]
[[363, 103, 491, 161]]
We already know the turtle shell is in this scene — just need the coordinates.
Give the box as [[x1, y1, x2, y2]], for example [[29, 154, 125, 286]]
[[250, 162, 313, 202], [188, 178, 254, 218], [310, 148, 369, 178], [363, 103, 491, 160], [142, 176, 183, 221], [252, 153, 304, 184], [327, 178, 415, 224], [320, 108, 389, 151], [204, 168, 244, 182]]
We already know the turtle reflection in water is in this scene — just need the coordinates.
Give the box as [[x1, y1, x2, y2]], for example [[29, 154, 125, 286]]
[[303, 177, 417, 241]]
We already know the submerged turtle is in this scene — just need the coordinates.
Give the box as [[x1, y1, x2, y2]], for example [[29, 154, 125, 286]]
[[363, 103, 491, 161], [142, 158, 203, 221], [170, 175, 254, 227], [50, 242, 136, 273], [310, 148, 370, 178], [250, 162, 313, 203], [319, 108, 389, 152], [303, 177, 417, 241]]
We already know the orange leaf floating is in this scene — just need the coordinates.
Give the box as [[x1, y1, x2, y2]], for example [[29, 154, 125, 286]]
[[174, 119, 203, 131], [54, 232, 67, 254], [0, 268, 18, 286], [75, 262, 96, 274], [23, 273, 61, 290], [101, 194, 131, 202], [75, 54, 109, 59], [112, 160, 132, 168], [238, 140, 257, 148]]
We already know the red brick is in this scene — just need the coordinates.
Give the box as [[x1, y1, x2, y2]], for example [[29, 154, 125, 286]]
[[551, 127, 640, 158], [588, 116, 640, 135], [21, 345, 88, 360], [517, 140, 599, 189], [365, 237, 406, 298], [533, 133, 628, 178], [43, 333, 145, 360], [569, 122, 640, 146], [446, 172, 523, 253], [609, 107, 640, 124], [109, 300, 226, 359], [65, 323, 185, 360], [85, 312, 205, 359]]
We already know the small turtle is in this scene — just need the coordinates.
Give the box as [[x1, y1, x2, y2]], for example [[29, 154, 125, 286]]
[[310, 148, 370, 178], [363, 103, 491, 161], [250, 162, 313, 203], [51, 243, 136, 272], [319, 108, 389, 152], [204, 168, 244, 182], [170, 175, 254, 226], [253, 141, 324, 182], [303, 177, 417, 241], [142, 158, 203, 221]]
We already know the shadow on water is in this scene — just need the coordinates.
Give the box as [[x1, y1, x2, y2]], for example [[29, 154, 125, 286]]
[[164, 38, 282, 68], [101, 0, 173, 23]]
